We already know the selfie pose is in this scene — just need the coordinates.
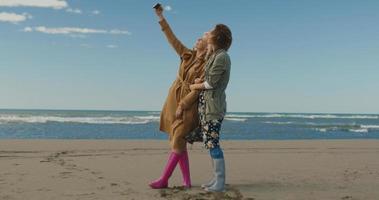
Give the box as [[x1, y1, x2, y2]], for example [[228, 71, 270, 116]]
[[149, 4, 208, 189], [189, 24, 232, 192]]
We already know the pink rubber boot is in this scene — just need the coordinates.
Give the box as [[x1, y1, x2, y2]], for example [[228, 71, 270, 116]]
[[149, 151, 181, 189], [178, 150, 191, 188]]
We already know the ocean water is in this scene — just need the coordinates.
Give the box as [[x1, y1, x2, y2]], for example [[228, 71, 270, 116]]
[[0, 109, 379, 140]]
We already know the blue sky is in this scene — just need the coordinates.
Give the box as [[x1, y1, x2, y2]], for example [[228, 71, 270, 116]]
[[0, 0, 378, 113]]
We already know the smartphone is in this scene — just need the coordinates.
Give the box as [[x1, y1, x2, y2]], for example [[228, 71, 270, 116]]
[[153, 3, 162, 9]]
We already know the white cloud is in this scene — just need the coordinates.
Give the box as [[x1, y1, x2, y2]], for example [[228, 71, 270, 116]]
[[0, 0, 68, 9], [23, 26, 132, 36], [107, 44, 118, 48], [66, 8, 82, 14], [23, 26, 33, 32], [0, 12, 32, 23], [23, 12, 33, 19], [91, 10, 100, 15], [109, 29, 131, 35], [80, 43, 91, 48], [164, 5, 172, 11]]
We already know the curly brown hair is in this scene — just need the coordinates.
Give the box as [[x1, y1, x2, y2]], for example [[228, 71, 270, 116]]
[[210, 24, 232, 51]]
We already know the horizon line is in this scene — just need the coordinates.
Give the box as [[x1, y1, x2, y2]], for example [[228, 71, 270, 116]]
[[0, 108, 377, 115]]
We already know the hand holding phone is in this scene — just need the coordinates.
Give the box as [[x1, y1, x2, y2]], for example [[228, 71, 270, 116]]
[[153, 3, 164, 19], [153, 3, 162, 10]]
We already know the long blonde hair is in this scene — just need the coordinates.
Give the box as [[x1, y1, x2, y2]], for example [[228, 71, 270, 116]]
[[205, 43, 215, 60]]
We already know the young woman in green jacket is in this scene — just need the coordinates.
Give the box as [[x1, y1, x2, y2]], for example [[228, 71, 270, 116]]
[[190, 24, 232, 192]]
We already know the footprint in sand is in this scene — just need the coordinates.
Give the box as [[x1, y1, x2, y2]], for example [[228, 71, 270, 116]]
[[37, 188, 52, 192], [62, 191, 95, 197], [1, 195, 13, 200], [343, 169, 360, 182], [117, 188, 136, 196], [40, 152, 65, 166], [11, 188, 24, 194], [59, 171, 74, 179], [110, 183, 119, 187], [91, 171, 102, 175], [158, 185, 247, 200]]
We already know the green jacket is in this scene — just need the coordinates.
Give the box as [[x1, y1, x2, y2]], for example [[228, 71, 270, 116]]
[[204, 49, 231, 121]]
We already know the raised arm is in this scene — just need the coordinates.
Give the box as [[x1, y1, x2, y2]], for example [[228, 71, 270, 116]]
[[155, 7, 190, 57]]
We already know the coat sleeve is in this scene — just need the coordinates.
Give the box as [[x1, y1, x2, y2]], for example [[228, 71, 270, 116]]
[[205, 54, 227, 89], [179, 72, 205, 110], [159, 19, 190, 58], [179, 90, 200, 110]]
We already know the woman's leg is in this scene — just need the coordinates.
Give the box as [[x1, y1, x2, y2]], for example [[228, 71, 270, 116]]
[[202, 119, 226, 192], [149, 149, 182, 189], [149, 138, 189, 189], [205, 146, 225, 192], [201, 160, 216, 188], [178, 143, 191, 188]]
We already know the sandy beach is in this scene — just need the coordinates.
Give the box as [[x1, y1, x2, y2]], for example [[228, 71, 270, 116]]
[[0, 139, 379, 200]]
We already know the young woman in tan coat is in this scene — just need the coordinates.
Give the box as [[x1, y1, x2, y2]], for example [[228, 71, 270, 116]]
[[149, 5, 208, 189]]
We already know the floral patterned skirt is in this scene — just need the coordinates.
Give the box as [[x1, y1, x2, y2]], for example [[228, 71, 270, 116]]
[[198, 91, 224, 149]]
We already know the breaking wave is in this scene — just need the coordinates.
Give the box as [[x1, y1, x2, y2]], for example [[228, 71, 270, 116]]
[[227, 113, 378, 119], [0, 115, 160, 125]]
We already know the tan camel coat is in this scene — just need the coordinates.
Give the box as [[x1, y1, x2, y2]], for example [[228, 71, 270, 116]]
[[158, 19, 206, 151]]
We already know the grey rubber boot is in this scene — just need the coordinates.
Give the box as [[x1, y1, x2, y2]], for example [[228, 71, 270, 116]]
[[201, 159, 215, 188], [201, 177, 216, 188], [204, 158, 225, 192]]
